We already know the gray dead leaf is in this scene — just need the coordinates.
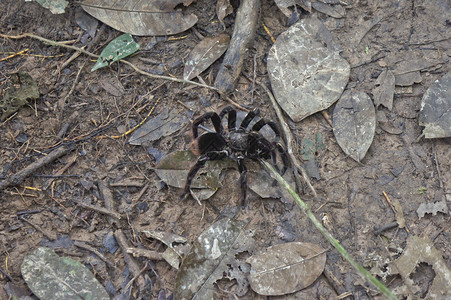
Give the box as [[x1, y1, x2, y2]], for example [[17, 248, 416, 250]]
[[21, 247, 109, 300], [274, 0, 312, 17], [247, 160, 295, 199], [128, 108, 189, 145], [389, 235, 451, 299], [183, 34, 230, 80], [154, 150, 234, 201], [417, 201, 448, 219], [372, 69, 395, 110], [268, 17, 350, 122], [25, 0, 68, 14], [311, 2, 345, 18], [175, 218, 255, 300], [419, 71, 451, 138], [81, 0, 198, 36], [141, 230, 190, 269], [216, 0, 233, 29], [333, 90, 376, 162], [246, 242, 326, 296], [394, 71, 422, 86], [75, 7, 98, 38]]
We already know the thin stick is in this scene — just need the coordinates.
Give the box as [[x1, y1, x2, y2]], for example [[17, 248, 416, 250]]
[[0, 145, 73, 191], [261, 160, 398, 300]]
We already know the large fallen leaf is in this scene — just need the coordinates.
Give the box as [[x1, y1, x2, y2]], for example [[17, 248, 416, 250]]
[[267, 17, 350, 122], [128, 108, 189, 145], [91, 33, 139, 71], [21, 247, 109, 300], [389, 235, 451, 299], [81, 0, 198, 36], [333, 90, 376, 162], [246, 242, 326, 296], [175, 218, 254, 300], [183, 34, 230, 80], [419, 71, 451, 138]]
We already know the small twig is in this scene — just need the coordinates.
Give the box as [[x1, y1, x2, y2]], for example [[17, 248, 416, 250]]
[[42, 152, 77, 191], [20, 217, 57, 241], [0, 145, 73, 191], [114, 229, 147, 291], [126, 247, 163, 261], [74, 240, 115, 268], [74, 199, 122, 220]]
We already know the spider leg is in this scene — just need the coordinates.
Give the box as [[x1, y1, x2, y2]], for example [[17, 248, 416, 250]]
[[192, 112, 223, 138], [219, 106, 237, 130], [276, 143, 289, 175], [240, 108, 260, 130], [251, 119, 280, 143], [180, 150, 228, 201], [237, 158, 248, 207]]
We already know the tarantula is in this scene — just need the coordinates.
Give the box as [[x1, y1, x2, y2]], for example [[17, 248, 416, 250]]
[[180, 106, 288, 206]]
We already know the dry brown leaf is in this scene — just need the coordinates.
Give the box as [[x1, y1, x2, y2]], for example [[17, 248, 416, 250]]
[[81, 0, 197, 36]]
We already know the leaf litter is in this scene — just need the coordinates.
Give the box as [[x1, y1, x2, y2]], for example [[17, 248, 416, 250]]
[[267, 16, 350, 122]]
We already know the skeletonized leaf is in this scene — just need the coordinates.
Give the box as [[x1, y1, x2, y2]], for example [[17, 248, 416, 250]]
[[81, 0, 198, 36], [183, 34, 230, 80], [267, 17, 350, 122], [21, 247, 109, 300], [91, 33, 139, 71], [333, 90, 376, 162], [175, 218, 255, 300], [246, 242, 326, 296], [419, 71, 451, 138]]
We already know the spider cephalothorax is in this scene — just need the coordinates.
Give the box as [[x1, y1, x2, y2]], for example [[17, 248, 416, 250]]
[[180, 106, 288, 206]]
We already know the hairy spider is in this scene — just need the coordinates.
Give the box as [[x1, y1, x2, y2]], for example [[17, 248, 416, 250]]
[[180, 106, 288, 206]]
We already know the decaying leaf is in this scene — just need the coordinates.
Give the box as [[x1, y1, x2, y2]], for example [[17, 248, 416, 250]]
[[372, 69, 395, 110], [216, 0, 233, 28], [246, 242, 326, 296], [141, 230, 190, 269], [25, 0, 68, 14], [267, 17, 350, 122], [91, 33, 139, 71], [21, 247, 109, 300], [175, 218, 255, 300], [311, 2, 345, 18], [0, 72, 39, 121], [183, 34, 230, 80], [81, 0, 198, 36], [419, 71, 451, 138], [333, 90, 376, 162], [417, 200, 448, 219], [274, 0, 312, 17], [154, 150, 234, 201], [389, 235, 451, 299], [128, 108, 189, 145]]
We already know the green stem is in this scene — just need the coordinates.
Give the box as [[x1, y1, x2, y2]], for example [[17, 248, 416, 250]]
[[261, 160, 398, 300]]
